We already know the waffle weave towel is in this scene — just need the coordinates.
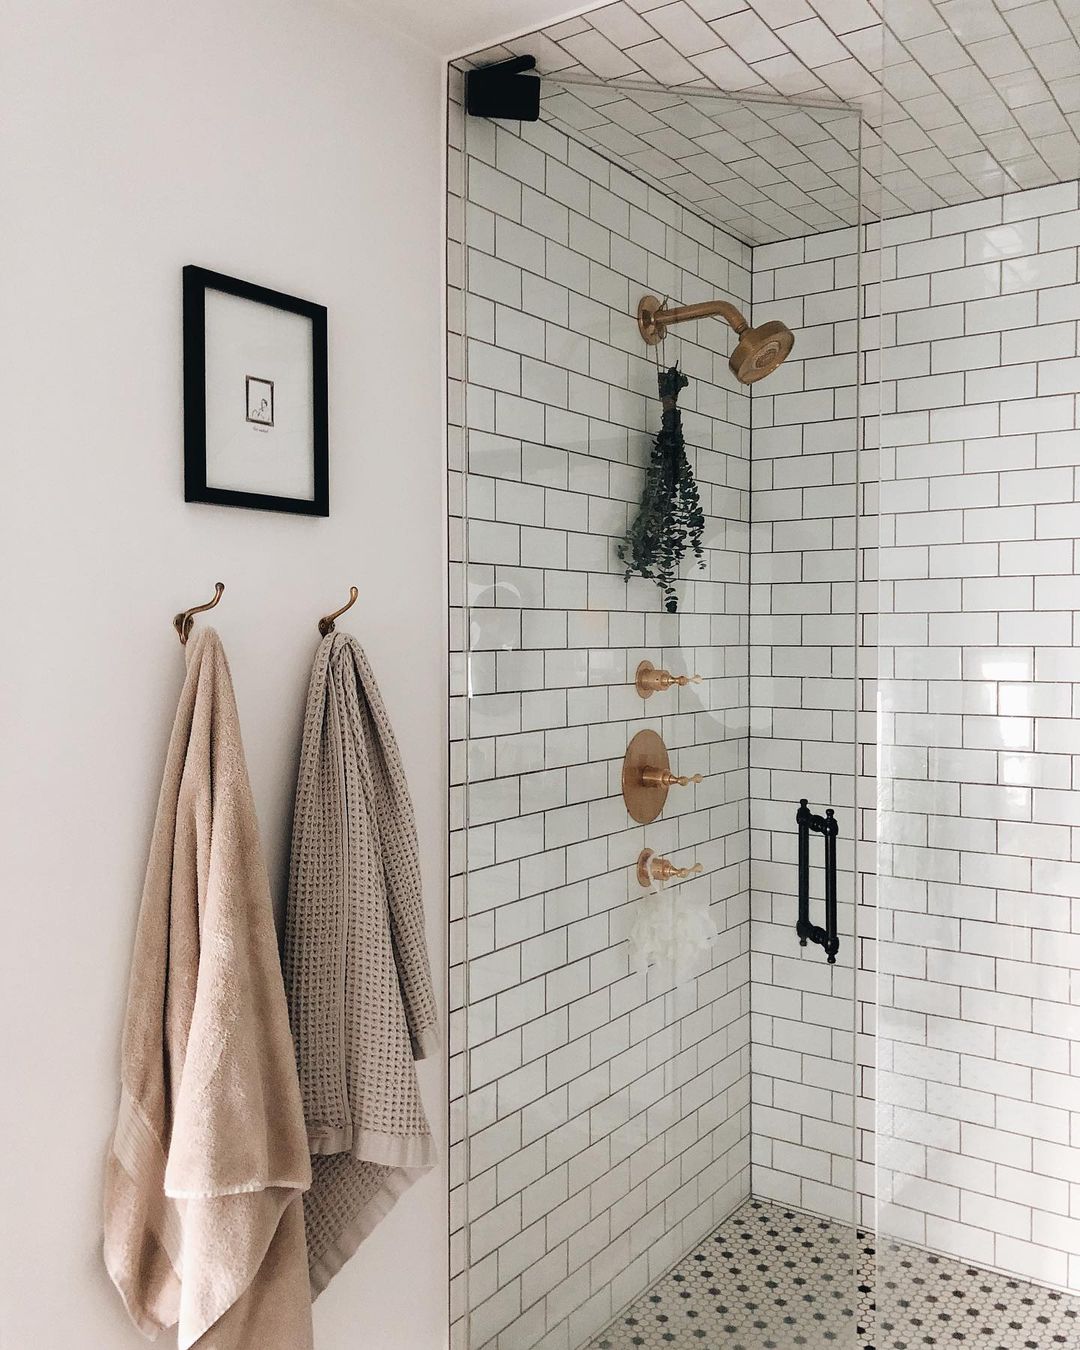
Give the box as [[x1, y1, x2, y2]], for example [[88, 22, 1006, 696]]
[[104, 627, 313, 1350], [283, 632, 439, 1296]]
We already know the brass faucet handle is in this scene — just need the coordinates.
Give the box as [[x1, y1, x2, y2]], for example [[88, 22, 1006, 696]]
[[640, 767, 704, 789], [636, 848, 703, 885], [635, 660, 703, 698]]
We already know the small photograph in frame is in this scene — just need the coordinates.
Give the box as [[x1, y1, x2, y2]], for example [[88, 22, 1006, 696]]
[[245, 375, 275, 429], [183, 266, 328, 516]]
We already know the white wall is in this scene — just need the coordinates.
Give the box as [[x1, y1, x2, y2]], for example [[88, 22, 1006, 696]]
[[0, 2, 448, 1347]]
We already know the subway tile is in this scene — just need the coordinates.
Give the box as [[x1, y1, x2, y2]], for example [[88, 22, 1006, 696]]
[[930, 403, 999, 442], [966, 291, 1038, 332], [930, 332, 1000, 373], [1000, 394, 1077, 436], [965, 218, 1039, 263], [469, 159, 523, 220], [966, 362, 1036, 405], [1003, 247, 1077, 294], [932, 261, 1001, 305], [897, 233, 966, 278], [1003, 323, 1079, 370], [1004, 182, 1079, 223], [1000, 465, 1074, 505], [1038, 283, 1080, 323]]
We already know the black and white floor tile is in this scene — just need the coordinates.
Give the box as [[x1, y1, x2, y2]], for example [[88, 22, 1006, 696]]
[[586, 1198, 1080, 1350], [873, 1236, 1080, 1350], [587, 1200, 857, 1349]]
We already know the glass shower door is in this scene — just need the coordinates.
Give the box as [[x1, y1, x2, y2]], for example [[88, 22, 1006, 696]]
[[874, 2, 1080, 1342], [453, 68, 866, 1350]]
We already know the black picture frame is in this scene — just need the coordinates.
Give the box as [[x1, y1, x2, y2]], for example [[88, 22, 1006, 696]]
[[183, 265, 329, 516]]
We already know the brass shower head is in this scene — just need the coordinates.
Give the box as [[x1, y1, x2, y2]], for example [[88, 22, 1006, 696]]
[[729, 319, 795, 385], [637, 294, 794, 386]]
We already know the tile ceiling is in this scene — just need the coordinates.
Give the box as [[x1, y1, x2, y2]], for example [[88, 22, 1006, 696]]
[[466, 0, 1080, 244], [540, 80, 862, 243]]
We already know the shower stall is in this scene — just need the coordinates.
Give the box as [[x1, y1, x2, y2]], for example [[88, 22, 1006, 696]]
[[446, 4, 1080, 1347]]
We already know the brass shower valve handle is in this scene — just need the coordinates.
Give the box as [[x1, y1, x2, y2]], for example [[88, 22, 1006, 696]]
[[640, 767, 704, 789], [635, 659, 703, 698], [622, 730, 704, 824], [636, 848, 704, 887]]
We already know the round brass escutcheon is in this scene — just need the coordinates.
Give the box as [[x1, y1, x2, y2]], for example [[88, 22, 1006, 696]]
[[636, 848, 657, 887], [635, 660, 662, 698], [636, 848, 704, 886], [622, 729, 670, 824], [637, 294, 666, 346]]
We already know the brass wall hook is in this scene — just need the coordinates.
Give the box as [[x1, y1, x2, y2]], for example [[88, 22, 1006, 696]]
[[173, 582, 224, 646], [635, 660, 703, 698], [319, 586, 358, 637], [636, 849, 703, 887]]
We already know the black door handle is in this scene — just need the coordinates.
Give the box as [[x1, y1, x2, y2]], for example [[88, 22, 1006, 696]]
[[796, 798, 839, 964]]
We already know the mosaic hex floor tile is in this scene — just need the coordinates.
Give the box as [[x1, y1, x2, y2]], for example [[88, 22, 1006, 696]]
[[873, 1237, 1080, 1350], [586, 1198, 1080, 1350], [587, 1199, 858, 1350]]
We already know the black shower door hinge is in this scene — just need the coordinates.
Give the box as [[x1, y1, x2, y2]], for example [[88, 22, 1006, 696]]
[[465, 56, 541, 122]]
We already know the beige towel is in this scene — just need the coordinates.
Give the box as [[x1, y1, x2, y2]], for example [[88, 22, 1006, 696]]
[[104, 627, 313, 1349], [284, 632, 439, 1297]]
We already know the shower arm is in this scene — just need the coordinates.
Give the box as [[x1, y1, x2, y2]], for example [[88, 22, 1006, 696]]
[[637, 294, 748, 345]]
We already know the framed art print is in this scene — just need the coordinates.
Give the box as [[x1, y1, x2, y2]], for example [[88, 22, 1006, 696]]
[[183, 266, 328, 515]]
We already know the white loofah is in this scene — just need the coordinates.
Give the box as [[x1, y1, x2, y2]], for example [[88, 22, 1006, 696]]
[[628, 881, 718, 984]]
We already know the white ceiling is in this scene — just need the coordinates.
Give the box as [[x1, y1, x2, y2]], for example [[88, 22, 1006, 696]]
[[349, 0, 591, 59]]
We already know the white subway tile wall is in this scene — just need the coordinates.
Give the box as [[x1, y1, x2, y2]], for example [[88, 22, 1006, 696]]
[[874, 180, 1080, 1295], [450, 61, 1080, 1350], [452, 74, 756, 1350]]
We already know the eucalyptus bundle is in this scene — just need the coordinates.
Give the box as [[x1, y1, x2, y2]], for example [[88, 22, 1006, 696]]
[[618, 365, 705, 613]]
